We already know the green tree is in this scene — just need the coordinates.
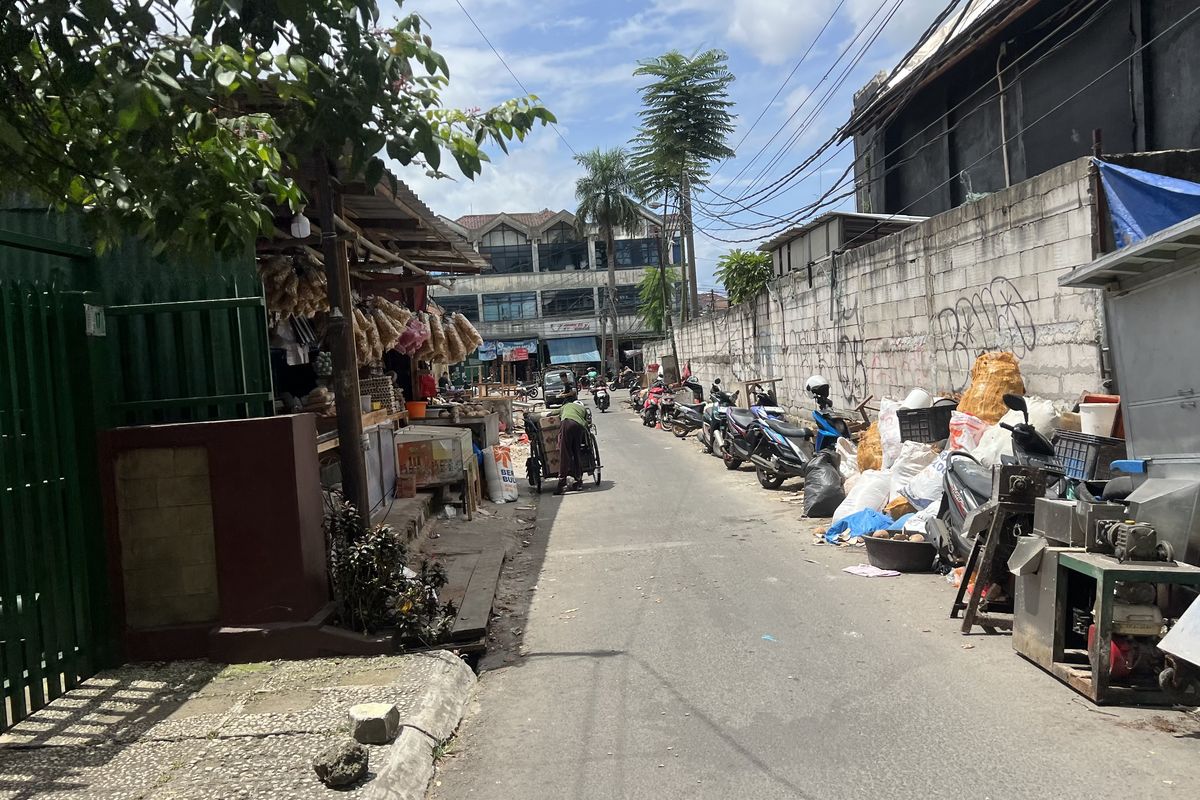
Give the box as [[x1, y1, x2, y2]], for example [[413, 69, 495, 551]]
[[0, 0, 554, 254], [573, 147, 640, 374], [715, 249, 772, 305], [632, 50, 736, 320], [638, 265, 679, 335]]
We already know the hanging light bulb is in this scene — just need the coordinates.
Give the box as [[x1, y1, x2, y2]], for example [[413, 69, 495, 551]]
[[290, 207, 312, 239]]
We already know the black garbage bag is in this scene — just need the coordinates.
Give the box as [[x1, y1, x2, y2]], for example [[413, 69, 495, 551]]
[[802, 452, 845, 518]]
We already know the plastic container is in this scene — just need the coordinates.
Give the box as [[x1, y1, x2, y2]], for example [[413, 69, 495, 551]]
[[405, 400, 428, 419], [901, 388, 932, 409], [897, 402, 958, 444], [864, 535, 937, 572], [1051, 429, 1127, 481], [1080, 402, 1119, 437]]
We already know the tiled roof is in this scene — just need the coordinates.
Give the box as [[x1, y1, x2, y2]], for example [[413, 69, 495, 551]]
[[454, 209, 562, 230]]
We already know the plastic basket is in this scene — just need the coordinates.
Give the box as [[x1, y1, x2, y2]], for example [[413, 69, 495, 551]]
[[896, 403, 958, 444], [1051, 429, 1127, 481]]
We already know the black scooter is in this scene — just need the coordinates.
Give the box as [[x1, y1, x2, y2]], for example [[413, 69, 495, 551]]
[[721, 401, 815, 489], [698, 379, 739, 455], [927, 393, 1061, 562]]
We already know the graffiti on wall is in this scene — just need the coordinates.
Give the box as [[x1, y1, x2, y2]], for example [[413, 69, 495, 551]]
[[792, 297, 870, 404], [932, 276, 1037, 391]]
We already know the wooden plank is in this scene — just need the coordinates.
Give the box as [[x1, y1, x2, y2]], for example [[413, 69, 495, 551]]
[[449, 549, 505, 641]]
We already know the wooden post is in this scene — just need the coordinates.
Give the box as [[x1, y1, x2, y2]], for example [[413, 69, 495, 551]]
[[316, 154, 370, 527]]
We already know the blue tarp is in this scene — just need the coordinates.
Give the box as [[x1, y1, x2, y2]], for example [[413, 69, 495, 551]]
[[547, 336, 601, 365], [1095, 158, 1200, 248]]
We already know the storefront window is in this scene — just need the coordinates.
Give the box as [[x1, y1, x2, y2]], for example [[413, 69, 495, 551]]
[[538, 241, 591, 271], [482, 292, 538, 321]]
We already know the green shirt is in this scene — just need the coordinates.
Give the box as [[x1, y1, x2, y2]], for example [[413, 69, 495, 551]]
[[558, 402, 588, 426]]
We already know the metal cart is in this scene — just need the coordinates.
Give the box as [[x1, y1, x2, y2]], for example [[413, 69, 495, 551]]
[[523, 410, 602, 493]]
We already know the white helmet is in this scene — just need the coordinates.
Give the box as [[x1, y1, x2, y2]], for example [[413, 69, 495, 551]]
[[805, 374, 830, 395]]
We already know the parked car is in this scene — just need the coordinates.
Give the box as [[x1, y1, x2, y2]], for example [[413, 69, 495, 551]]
[[543, 370, 578, 407]]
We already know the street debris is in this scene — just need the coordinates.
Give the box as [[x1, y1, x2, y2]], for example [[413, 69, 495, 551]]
[[312, 738, 369, 787], [843, 564, 900, 578]]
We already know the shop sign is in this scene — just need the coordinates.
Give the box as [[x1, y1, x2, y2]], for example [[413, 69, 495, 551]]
[[505, 346, 530, 362], [544, 318, 596, 335]]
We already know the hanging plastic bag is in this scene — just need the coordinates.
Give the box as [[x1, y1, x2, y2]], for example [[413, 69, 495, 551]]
[[878, 399, 903, 469], [832, 469, 892, 524], [802, 453, 846, 518], [493, 445, 519, 501], [948, 410, 988, 452]]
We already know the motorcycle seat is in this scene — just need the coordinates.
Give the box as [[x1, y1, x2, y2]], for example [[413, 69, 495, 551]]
[[764, 418, 811, 439], [681, 402, 705, 412], [950, 457, 992, 499], [726, 408, 756, 429]]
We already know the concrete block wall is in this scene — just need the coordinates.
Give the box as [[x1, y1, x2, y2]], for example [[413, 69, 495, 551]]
[[116, 446, 219, 629], [645, 157, 1104, 417]]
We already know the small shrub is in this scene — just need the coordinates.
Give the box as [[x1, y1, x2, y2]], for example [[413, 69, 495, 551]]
[[325, 495, 457, 642]]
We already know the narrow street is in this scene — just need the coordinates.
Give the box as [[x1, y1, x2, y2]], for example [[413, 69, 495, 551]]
[[433, 406, 1200, 800]]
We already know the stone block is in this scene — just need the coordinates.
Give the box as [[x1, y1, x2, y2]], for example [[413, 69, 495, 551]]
[[117, 448, 174, 480], [313, 738, 369, 788], [172, 447, 210, 477], [349, 702, 401, 745], [118, 478, 159, 510], [156, 476, 212, 507]]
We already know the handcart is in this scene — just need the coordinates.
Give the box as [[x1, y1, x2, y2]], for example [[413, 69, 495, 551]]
[[523, 409, 602, 493]]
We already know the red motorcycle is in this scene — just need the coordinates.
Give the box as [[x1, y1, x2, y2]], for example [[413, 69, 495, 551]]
[[641, 382, 668, 427]]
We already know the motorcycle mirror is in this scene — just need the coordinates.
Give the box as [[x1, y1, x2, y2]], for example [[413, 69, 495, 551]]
[[713, 378, 721, 385], [1002, 393, 1029, 422]]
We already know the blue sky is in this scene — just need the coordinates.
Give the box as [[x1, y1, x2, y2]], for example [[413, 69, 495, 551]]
[[387, 0, 951, 287]]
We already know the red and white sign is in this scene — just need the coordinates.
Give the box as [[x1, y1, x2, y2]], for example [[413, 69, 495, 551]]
[[503, 346, 530, 362]]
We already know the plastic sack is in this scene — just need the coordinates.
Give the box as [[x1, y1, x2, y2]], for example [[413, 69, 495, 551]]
[[904, 503, 941, 534], [878, 399, 903, 469], [903, 451, 950, 509], [948, 410, 987, 452], [957, 351, 1025, 424], [825, 508, 894, 544], [835, 437, 860, 481], [832, 469, 892, 524], [888, 440, 938, 500], [482, 448, 505, 503], [857, 422, 882, 471], [802, 453, 846, 518], [972, 395, 1058, 466], [493, 445, 519, 501]]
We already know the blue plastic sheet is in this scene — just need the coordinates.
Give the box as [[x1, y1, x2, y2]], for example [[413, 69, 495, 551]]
[[824, 509, 894, 544], [1094, 158, 1200, 248]]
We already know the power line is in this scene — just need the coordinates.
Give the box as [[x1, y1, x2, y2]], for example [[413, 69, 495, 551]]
[[452, 0, 577, 156], [695, 0, 1116, 236], [694, 0, 1200, 245], [709, 0, 850, 183]]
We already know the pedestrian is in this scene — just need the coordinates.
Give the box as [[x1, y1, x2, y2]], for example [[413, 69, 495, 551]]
[[556, 371, 578, 402], [438, 371, 452, 392], [553, 400, 588, 495], [417, 363, 438, 401]]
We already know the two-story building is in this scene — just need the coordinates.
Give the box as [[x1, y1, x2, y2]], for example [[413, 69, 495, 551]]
[[432, 207, 678, 379]]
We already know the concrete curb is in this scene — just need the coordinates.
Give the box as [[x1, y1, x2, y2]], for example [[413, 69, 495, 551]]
[[365, 650, 476, 800]]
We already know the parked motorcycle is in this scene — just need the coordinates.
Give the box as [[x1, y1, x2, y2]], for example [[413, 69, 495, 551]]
[[804, 375, 856, 451], [640, 381, 667, 427], [719, 385, 813, 488], [698, 379, 739, 455], [521, 381, 540, 399], [668, 398, 705, 438], [926, 393, 1062, 563]]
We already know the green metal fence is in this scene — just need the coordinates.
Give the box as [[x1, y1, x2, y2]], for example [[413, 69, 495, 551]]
[[1, 280, 109, 731]]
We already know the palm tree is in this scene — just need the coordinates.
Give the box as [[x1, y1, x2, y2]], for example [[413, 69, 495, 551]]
[[632, 49, 736, 321], [574, 147, 640, 376], [638, 265, 680, 334]]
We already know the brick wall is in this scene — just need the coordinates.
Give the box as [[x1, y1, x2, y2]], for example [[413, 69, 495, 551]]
[[645, 157, 1104, 416], [116, 447, 218, 629]]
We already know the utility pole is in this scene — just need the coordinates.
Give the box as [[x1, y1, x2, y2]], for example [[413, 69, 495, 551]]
[[658, 190, 680, 377], [681, 169, 700, 324], [316, 154, 370, 528], [604, 226, 619, 376]]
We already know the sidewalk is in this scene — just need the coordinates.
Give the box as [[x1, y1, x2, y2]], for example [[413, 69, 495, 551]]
[[0, 651, 473, 799]]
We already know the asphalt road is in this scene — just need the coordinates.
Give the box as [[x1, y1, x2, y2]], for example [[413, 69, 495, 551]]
[[432, 405, 1200, 800]]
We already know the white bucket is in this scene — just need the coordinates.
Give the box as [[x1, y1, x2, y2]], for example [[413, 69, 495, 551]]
[[1080, 403, 1119, 437], [901, 388, 932, 409]]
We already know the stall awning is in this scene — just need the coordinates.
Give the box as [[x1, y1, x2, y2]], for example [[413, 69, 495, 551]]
[[547, 336, 601, 364]]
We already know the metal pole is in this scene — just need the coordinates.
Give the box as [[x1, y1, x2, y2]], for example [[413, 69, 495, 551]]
[[316, 154, 370, 528], [658, 190, 680, 378]]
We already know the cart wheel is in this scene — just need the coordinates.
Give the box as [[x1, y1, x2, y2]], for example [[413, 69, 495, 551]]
[[594, 468, 602, 485]]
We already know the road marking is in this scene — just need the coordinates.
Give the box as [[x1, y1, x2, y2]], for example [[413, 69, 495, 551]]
[[547, 540, 698, 557]]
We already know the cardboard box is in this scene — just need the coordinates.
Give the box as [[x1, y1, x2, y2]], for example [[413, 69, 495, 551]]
[[395, 427, 472, 486]]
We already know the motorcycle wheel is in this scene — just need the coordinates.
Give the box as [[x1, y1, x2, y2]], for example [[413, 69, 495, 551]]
[[722, 449, 743, 470], [672, 421, 688, 438], [756, 466, 785, 490]]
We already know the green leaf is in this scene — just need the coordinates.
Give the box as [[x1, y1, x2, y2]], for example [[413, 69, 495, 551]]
[[215, 69, 237, 88], [288, 55, 308, 80]]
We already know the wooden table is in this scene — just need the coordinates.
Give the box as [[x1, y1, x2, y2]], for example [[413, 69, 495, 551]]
[[315, 409, 408, 453]]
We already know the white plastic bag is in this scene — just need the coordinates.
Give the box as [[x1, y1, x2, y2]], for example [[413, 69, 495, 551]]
[[878, 399, 903, 469], [493, 445, 519, 501], [948, 410, 987, 452], [888, 440, 938, 500], [904, 503, 941, 534], [835, 437, 860, 481], [832, 469, 892, 524], [973, 396, 1060, 466], [903, 451, 950, 509]]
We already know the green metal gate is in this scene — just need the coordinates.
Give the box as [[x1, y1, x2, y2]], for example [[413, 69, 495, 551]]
[[1, 279, 111, 731]]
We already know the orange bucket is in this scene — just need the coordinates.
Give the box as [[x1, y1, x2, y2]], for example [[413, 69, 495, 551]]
[[405, 401, 428, 419]]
